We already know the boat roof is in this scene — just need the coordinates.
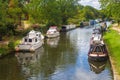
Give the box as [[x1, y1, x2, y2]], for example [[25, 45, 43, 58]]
[[91, 40, 104, 46], [49, 26, 57, 29], [26, 30, 41, 38], [48, 26, 58, 31]]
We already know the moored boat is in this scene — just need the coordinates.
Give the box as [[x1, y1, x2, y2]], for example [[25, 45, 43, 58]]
[[88, 42, 108, 61], [60, 24, 76, 32], [46, 26, 60, 38], [15, 30, 44, 51], [89, 33, 108, 61]]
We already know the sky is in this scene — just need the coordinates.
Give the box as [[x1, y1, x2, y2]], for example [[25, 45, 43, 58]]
[[79, 0, 101, 10]]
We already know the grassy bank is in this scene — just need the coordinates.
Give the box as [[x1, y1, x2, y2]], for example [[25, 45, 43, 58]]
[[104, 29, 120, 74]]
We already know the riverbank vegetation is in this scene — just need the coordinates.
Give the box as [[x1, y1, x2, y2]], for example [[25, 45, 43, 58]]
[[0, 0, 104, 56], [99, 0, 120, 25], [99, 0, 120, 75], [104, 29, 120, 74]]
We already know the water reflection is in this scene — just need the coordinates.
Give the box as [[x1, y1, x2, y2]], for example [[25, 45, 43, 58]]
[[0, 27, 113, 80], [0, 54, 25, 80], [15, 47, 44, 78], [47, 37, 60, 48], [88, 59, 107, 74]]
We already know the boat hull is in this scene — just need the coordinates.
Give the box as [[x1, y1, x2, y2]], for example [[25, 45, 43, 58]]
[[46, 33, 60, 38], [15, 41, 43, 52], [88, 54, 108, 61]]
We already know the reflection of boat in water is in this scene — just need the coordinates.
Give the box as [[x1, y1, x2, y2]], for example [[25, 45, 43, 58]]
[[88, 59, 107, 74], [15, 47, 44, 65], [15, 47, 44, 78], [47, 37, 60, 47], [15, 30, 44, 51]]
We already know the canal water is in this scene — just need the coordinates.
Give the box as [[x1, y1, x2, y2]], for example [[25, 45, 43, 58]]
[[0, 27, 113, 80]]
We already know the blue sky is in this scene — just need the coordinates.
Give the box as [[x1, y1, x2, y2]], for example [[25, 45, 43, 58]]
[[79, 0, 101, 10]]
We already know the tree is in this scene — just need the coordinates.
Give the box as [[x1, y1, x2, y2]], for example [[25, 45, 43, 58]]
[[0, 1, 8, 40], [0, 0, 23, 40], [99, 0, 120, 25], [24, 0, 79, 26], [72, 6, 100, 21]]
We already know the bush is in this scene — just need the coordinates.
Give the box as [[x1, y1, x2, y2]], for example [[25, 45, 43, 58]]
[[0, 47, 9, 55], [8, 41, 15, 51]]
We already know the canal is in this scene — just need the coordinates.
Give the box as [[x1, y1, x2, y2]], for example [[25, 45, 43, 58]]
[[0, 27, 113, 80]]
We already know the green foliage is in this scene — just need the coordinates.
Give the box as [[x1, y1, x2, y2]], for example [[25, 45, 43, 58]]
[[0, 0, 23, 38], [99, 0, 120, 24], [24, 0, 79, 25], [104, 29, 120, 74], [0, 45, 9, 55], [0, 48, 8, 55], [8, 41, 15, 51], [68, 5, 101, 25]]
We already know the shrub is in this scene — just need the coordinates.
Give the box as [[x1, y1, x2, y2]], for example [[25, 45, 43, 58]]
[[8, 41, 15, 51], [0, 47, 9, 55]]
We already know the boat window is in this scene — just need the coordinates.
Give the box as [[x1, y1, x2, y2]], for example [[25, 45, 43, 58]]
[[94, 46, 102, 52], [101, 45, 106, 52], [35, 38, 37, 42], [90, 47, 94, 52], [29, 39, 32, 42], [24, 38, 27, 42]]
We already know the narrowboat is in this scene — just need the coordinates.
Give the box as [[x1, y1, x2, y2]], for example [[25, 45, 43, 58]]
[[88, 42, 108, 61]]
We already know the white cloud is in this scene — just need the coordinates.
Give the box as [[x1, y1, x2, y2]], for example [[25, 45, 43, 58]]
[[79, 0, 101, 10]]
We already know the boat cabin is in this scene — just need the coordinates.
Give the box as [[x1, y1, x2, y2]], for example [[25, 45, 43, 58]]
[[22, 30, 42, 44], [47, 26, 58, 34], [93, 28, 101, 34], [90, 44, 107, 54], [88, 43, 108, 61]]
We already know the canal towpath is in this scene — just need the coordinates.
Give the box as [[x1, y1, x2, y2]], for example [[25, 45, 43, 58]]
[[108, 23, 120, 80]]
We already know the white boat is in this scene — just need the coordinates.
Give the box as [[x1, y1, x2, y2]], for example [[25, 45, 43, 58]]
[[46, 26, 60, 38], [15, 30, 44, 51]]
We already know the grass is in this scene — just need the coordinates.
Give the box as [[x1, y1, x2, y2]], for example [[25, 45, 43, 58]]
[[104, 29, 120, 74]]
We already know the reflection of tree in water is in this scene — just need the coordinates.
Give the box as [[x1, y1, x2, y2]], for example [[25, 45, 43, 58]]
[[88, 59, 107, 74], [15, 47, 44, 79], [57, 32, 78, 65], [39, 32, 77, 79], [0, 54, 25, 80]]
